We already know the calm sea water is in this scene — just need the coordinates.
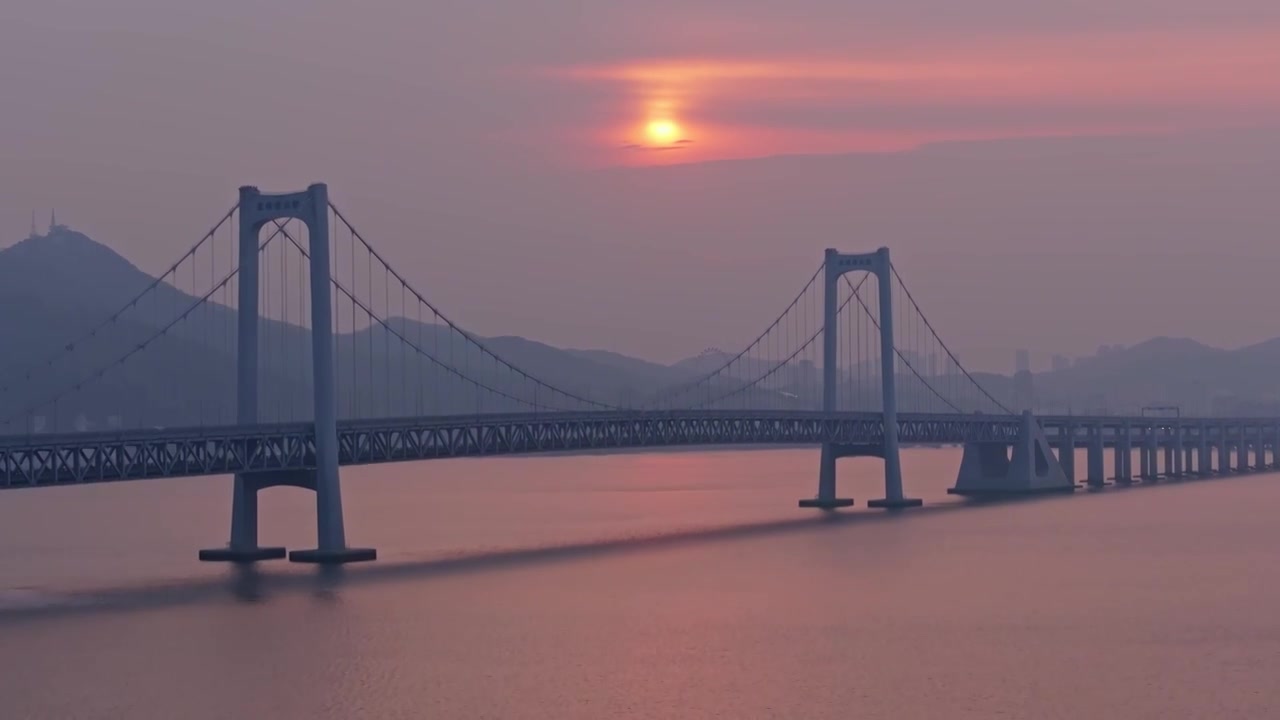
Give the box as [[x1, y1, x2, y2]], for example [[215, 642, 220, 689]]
[[2, 447, 1278, 719]]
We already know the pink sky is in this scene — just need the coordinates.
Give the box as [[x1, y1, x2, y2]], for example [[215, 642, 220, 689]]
[[2, 0, 1280, 368], [555, 28, 1280, 164]]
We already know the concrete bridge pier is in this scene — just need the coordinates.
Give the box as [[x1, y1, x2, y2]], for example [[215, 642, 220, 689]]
[[1210, 428, 1219, 473], [1237, 428, 1248, 472], [1163, 443, 1175, 479], [1244, 425, 1254, 471], [949, 412, 1074, 498], [1184, 427, 1196, 474], [1196, 424, 1210, 476], [1265, 429, 1274, 470], [1111, 430, 1123, 484], [198, 187, 285, 564], [197, 474, 287, 563], [1272, 426, 1280, 470], [1142, 428, 1160, 481], [1086, 427, 1107, 488], [1233, 425, 1244, 471], [1139, 431, 1150, 480], [1269, 422, 1280, 468], [1171, 425, 1185, 478], [1056, 424, 1076, 484], [1250, 427, 1258, 471], [1114, 425, 1133, 484], [801, 443, 856, 509], [1218, 426, 1232, 474]]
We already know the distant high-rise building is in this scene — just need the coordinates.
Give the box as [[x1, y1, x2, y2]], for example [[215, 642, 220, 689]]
[[1013, 349, 1034, 410], [1051, 354, 1070, 372]]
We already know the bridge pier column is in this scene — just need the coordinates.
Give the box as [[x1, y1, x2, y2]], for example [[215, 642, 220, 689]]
[[1111, 428, 1123, 483], [1143, 426, 1159, 481], [1250, 427, 1257, 471], [1265, 428, 1274, 470], [199, 476, 286, 562], [1086, 426, 1106, 488], [800, 443, 854, 509], [1237, 428, 1248, 472], [1196, 424, 1210, 476], [1219, 426, 1231, 474], [1139, 429, 1150, 480], [1171, 425, 1184, 478], [1115, 424, 1133, 484], [1251, 428, 1261, 470], [200, 186, 287, 563], [1057, 424, 1076, 484], [1260, 430, 1268, 470], [289, 185, 375, 564], [1273, 426, 1280, 470], [1238, 425, 1250, 473], [866, 249, 920, 510], [1264, 422, 1274, 468]]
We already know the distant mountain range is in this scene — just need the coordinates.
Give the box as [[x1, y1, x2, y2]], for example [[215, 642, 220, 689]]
[[1, 227, 1276, 432], [0, 227, 715, 431]]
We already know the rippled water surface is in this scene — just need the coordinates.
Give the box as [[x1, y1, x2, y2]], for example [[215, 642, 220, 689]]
[[2, 447, 1278, 719]]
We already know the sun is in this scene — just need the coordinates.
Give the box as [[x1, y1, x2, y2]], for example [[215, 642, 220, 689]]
[[645, 119, 681, 145]]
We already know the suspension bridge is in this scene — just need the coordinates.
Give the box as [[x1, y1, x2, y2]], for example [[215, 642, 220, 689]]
[[2, 184, 1277, 563]]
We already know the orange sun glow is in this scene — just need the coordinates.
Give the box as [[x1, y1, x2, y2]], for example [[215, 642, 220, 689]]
[[645, 118, 681, 145]]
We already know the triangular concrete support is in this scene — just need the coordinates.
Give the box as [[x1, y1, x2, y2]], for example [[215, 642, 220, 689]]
[[949, 411, 1076, 497]]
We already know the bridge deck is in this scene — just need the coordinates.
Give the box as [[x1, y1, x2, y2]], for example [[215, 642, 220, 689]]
[[1, 411, 1276, 489]]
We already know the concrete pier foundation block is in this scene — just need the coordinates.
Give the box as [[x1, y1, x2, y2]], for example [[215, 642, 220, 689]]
[[949, 412, 1075, 498]]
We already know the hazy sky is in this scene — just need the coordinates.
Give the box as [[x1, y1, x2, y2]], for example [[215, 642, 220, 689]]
[[3, 1, 1279, 370]]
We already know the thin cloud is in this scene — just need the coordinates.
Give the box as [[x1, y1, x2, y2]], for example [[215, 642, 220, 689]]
[[622, 140, 694, 152]]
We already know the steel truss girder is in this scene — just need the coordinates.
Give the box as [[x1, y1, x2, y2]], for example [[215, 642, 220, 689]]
[[3, 410, 1277, 489]]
